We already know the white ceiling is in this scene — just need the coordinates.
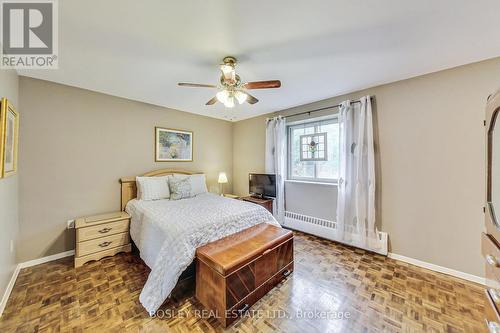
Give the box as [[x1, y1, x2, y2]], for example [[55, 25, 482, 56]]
[[19, 0, 500, 121]]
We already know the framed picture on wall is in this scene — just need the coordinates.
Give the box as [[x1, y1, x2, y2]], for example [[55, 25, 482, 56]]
[[0, 98, 19, 178], [155, 127, 193, 162]]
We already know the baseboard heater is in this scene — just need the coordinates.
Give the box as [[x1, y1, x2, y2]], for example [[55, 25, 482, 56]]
[[284, 211, 388, 255]]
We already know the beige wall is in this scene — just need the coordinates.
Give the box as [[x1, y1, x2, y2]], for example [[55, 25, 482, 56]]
[[18, 77, 233, 262], [233, 56, 500, 277], [0, 69, 19, 299], [232, 115, 268, 195]]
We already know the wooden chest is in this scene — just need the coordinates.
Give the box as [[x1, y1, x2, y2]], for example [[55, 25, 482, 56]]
[[196, 223, 293, 327]]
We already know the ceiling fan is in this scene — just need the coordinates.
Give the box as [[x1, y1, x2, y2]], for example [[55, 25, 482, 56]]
[[178, 56, 281, 108]]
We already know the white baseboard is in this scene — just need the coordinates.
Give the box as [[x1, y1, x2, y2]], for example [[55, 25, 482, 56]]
[[388, 252, 485, 285], [0, 264, 21, 317], [18, 250, 74, 269], [0, 250, 75, 317]]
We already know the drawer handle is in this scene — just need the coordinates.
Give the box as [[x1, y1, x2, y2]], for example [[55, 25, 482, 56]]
[[282, 269, 292, 277], [486, 255, 499, 267], [98, 241, 112, 248], [238, 303, 249, 314], [98, 227, 112, 234], [491, 289, 500, 303], [487, 320, 500, 333]]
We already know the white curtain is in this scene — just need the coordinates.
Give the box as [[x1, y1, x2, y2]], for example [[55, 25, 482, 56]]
[[336, 96, 382, 252], [265, 116, 286, 224]]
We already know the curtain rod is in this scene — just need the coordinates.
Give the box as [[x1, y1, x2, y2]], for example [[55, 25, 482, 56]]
[[266, 98, 366, 121], [286, 100, 362, 119]]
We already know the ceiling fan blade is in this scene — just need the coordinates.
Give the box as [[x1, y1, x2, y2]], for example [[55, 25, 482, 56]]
[[206, 96, 218, 105], [246, 93, 259, 105], [178, 83, 217, 88], [243, 80, 281, 89]]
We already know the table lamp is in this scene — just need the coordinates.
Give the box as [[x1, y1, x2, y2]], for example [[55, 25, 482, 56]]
[[218, 172, 228, 196]]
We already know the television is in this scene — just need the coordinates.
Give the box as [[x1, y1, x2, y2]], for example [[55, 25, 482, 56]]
[[249, 173, 276, 198]]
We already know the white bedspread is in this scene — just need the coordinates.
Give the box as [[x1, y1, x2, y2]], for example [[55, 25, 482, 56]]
[[125, 193, 279, 314]]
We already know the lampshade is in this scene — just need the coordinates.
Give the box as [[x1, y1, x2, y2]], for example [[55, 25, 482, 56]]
[[234, 91, 248, 104], [220, 64, 233, 76], [216, 90, 229, 104], [223, 96, 235, 108], [218, 172, 228, 184]]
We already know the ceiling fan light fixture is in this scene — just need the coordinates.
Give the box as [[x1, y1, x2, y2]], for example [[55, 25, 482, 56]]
[[234, 91, 248, 104], [178, 56, 281, 108]]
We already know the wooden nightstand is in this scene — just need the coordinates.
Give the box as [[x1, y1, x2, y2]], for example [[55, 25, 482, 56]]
[[241, 196, 274, 214], [74, 211, 131, 268]]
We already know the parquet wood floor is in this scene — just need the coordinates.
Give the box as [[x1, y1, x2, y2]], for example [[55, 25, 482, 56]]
[[0, 232, 486, 333]]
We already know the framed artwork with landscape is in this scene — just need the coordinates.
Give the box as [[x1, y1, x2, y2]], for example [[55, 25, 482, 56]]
[[155, 127, 193, 162], [0, 98, 19, 178]]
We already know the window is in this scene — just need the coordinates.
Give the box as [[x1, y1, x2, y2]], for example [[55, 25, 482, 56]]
[[300, 132, 327, 161], [287, 118, 339, 182]]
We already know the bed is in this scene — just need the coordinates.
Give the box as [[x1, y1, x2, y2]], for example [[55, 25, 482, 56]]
[[119, 169, 279, 314]]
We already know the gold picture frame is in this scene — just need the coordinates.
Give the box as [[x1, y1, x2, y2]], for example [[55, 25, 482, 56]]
[[0, 98, 19, 178], [155, 127, 193, 162]]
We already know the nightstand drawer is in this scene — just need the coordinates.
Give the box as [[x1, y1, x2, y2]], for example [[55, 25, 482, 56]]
[[77, 232, 129, 257], [76, 219, 130, 242]]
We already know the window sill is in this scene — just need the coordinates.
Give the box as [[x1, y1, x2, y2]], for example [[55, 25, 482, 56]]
[[285, 179, 338, 186]]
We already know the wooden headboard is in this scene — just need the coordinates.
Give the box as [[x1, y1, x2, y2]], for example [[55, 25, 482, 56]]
[[119, 169, 201, 210]]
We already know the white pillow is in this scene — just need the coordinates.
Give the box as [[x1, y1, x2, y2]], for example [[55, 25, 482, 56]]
[[136, 176, 170, 201], [173, 174, 208, 196]]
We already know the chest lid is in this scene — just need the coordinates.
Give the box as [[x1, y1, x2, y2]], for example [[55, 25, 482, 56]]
[[196, 223, 292, 276]]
